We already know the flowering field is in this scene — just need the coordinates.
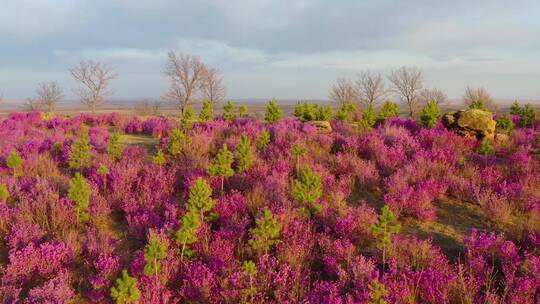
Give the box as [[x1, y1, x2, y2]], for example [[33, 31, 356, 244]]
[[0, 111, 539, 303]]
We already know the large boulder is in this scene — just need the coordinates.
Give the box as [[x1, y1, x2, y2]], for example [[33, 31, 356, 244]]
[[308, 120, 332, 133], [442, 109, 496, 139]]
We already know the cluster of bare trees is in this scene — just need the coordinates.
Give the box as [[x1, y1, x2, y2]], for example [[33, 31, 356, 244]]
[[330, 66, 450, 117], [13, 52, 226, 115], [163, 51, 225, 116], [23, 81, 64, 113]]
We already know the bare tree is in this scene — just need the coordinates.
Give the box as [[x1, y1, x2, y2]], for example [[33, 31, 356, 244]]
[[35, 81, 64, 113], [134, 99, 162, 116], [163, 51, 207, 115], [356, 71, 386, 108], [69, 60, 117, 114], [22, 97, 43, 112], [463, 86, 497, 111], [418, 88, 448, 107], [200, 67, 226, 105], [388, 66, 423, 117], [329, 78, 359, 106]]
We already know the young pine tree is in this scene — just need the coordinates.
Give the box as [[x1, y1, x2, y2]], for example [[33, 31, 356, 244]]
[[478, 138, 494, 166], [510, 100, 522, 115], [235, 135, 254, 172], [419, 101, 442, 128], [207, 144, 234, 193], [248, 208, 281, 256], [242, 260, 258, 302], [519, 104, 537, 128], [0, 183, 9, 202], [335, 102, 357, 121], [167, 128, 191, 157], [199, 100, 214, 121], [264, 99, 283, 124], [68, 172, 92, 224], [469, 99, 486, 110], [291, 144, 306, 175], [362, 105, 376, 127], [371, 205, 401, 271], [152, 149, 167, 166], [256, 130, 271, 151], [377, 100, 399, 123], [110, 269, 141, 304], [496, 116, 515, 134], [97, 164, 109, 192], [107, 132, 123, 161], [180, 107, 195, 129], [238, 105, 249, 118], [223, 101, 236, 122], [6, 150, 23, 177], [143, 233, 167, 277], [292, 167, 323, 214], [368, 280, 388, 304], [176, 209, 201, 261], [186, 177, 216, 220], [69, 129, 92, 170]]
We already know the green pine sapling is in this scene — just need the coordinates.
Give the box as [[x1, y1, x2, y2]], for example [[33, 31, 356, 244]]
[[419, 101, 442, 128], [242, 260, 258, 302], [256, 130, 271, 151], [110, 269, 141, 304], [186, 177, 216, 221], [152, 149, 167, 167], [235, 134, 255, 172], [176, 209, 201, 261], [6, 150, 23, 177], [69, 129, 92, 170], [107, 132, 123, 161], [371, 205, 401, 271], [97, 164, 109, 192], [199, 100, 214, 121], [377, 100, 399, 123], [264, 99, 283, 124], [478, 138, 494, 166], [223, 101, 236, 122], [368, 280, 388, 304], [248, 208, 281, 256], [68, 172, 92, 224], [362, 105, 376, 127], [292, 167, 323, 214], [0, 183, 9, 202], [143, 233, 167, 277], [207, 144, 234, 194], [167, 128, 191, 157], [238, 105, 249, 117], [291, 144, 306, 175]]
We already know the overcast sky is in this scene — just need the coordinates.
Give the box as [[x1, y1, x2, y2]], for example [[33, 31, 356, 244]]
[[1, 0, 539, 101]]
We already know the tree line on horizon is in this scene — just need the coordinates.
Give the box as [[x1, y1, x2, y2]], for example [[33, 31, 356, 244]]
[[0, 52, 532, 117]]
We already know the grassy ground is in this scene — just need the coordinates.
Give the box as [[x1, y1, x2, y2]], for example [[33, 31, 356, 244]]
[[118, 134, 160, 154]]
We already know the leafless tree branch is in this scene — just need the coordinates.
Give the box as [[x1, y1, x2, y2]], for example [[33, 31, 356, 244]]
[[163, 51, 207, 115], [388, 66, 423, 117], [35, 81, 64, 113], [356, 71, 386, 108], [69, 60, 117, 114], [463, 86, 497, 111], [200, 67, 226, 105], [418, 88, 448, 107], [329, 78, 359, 107]]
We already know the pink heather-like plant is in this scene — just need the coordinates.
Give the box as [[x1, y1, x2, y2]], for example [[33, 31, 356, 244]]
[[0, 112, 539, 303]]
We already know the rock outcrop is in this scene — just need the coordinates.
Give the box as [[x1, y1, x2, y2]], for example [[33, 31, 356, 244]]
[[442, 109, 496, 139], [308, 120, 332, 133]]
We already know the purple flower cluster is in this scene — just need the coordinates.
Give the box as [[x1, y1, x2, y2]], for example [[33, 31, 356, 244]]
[[0, 112, 539, 303]]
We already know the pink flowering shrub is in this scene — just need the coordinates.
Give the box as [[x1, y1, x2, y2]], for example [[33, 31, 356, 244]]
[[0, 111, 539, 303]]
